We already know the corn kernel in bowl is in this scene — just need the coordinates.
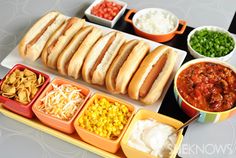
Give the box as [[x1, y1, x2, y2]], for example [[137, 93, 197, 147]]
[[78, 97, 132, 140]]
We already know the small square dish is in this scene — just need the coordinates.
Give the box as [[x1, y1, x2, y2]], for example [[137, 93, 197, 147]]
[[32, 78, 91, 134], [85, 0, 127, 28], [74, 93, 135, 153], [0, 64, 50, 118], [121, 109, 184, 158]]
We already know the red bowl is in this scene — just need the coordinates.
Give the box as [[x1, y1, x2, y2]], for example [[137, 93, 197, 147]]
[[0, 64, 50, 118]]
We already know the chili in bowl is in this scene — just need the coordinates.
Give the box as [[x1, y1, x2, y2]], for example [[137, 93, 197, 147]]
[[174, 58, 236, 123]]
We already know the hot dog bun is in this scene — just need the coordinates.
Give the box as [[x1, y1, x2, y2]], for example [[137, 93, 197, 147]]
[[67, 26, 102, 79], [115, 41, 150, 94], [105, 40, 139, 93], [41, 17, 85, 69], [82, 31, 125, 84], [92, 32, 125, 85], [19, 11, 181, 105], [19, 11, 67, 61], [128, 45, 177, 105], [57, 26, 98, 75]]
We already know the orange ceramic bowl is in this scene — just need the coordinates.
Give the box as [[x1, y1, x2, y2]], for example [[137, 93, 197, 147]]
[[124, 8, 187, 42], [32, 78, 91, 134], [121, 109, 184, 158], [74, 93, 135, 153]]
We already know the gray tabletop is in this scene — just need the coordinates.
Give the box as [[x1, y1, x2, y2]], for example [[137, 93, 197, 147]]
[[0, 0, 236, 158]]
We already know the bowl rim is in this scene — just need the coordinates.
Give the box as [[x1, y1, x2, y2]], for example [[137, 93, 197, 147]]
[[85, 0, 128, 23], [74, 92, 135, 143], [132, 8, 179, 36], [32, 77, 91, 124], [174, 58, 236, 114], [187, 25, 236, 60], [0, 64, 50, 108]]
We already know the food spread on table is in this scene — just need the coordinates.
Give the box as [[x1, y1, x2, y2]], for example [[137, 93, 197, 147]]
[[177, 62, 236, 112], [127, 119, 177, 158], [0, 1, 235, 158], [0, 69, 45, 104], [37, 84, 85, 121]]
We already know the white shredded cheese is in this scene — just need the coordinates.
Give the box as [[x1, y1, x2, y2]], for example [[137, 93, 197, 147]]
[[38, 83, 85, 121]]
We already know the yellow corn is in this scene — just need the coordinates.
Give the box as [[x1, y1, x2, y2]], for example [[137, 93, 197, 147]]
[[78, 97, 132, 139]]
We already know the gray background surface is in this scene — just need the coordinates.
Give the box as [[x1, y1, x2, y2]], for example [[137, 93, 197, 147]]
[[0, 0, 236, 158]]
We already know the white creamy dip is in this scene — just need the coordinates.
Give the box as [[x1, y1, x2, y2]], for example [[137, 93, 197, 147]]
[[127, 119, 177, 158], [135, 9, 176, 34]]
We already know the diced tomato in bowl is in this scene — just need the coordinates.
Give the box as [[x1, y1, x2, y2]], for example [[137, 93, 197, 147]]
[[91, 0, 123, 21], [85, 0, 127, 28]]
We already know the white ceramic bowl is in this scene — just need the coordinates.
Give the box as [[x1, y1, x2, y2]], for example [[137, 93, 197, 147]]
[[85, 0, 127, 28], [187, 26, 236, 61]]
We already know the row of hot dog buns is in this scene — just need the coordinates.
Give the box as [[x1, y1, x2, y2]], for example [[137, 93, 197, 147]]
[[19, 11, 177, 105]]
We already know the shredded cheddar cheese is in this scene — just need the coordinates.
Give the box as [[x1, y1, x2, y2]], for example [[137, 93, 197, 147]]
[[38, 84, 85, 121]]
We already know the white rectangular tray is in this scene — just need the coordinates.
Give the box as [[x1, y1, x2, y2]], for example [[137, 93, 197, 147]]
[[1, 21, 187, 113]]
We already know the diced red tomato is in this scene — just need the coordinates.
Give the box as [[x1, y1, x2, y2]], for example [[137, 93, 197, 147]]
[[91, 0, 123, 21]]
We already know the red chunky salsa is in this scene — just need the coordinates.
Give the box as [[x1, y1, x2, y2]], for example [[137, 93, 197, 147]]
[[177, 62, 236, 112]]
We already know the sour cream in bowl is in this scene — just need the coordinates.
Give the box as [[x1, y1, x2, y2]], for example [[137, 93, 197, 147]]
[[121, 109, 184, 158], [127, 119, 177, 157]]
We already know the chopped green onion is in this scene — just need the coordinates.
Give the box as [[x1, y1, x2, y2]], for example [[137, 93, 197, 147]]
[[190, 29, 235, 57]]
